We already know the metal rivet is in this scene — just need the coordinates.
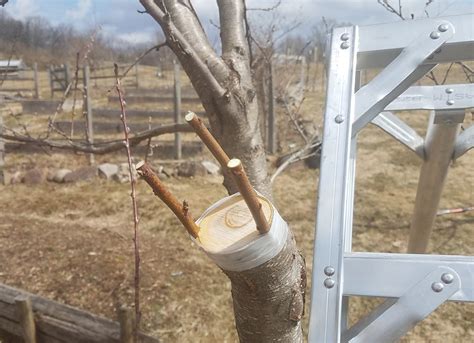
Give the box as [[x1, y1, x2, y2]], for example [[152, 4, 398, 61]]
[[447, 100, 455, 106], [445, 88, 454, 94], [324, 266, 335, 276], [430, 31, 441, 39], [431, 282, 444, 292], [438, 24, 449, 32], [340, 42, 350, 49], [324, 278, 335, 289], [335, 115, 344, 123], [441, 273, 454, 284], [340, 33, 350, 41]]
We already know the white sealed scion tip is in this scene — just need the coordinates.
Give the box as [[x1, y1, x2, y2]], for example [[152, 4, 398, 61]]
[[193, 193, 289, 272]]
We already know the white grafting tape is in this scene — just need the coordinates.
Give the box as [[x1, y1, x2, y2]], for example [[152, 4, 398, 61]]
[[193, 193, 289, 272]]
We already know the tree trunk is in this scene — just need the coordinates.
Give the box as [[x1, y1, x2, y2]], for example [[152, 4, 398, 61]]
[[139, 1, 306, 341], [224, 233, 306, 342]]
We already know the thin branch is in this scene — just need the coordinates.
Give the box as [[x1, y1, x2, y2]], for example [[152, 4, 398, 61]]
[[136, 161, 200, 238], [456, 62, 474, 83], [377, 0, 405, 20], [1, 123, 194, 154], [441, 62, 454, 85], [0, 0, 8, 7], [271, 139, 321, 184], [185, 112, 230, 167], [282, 98, 309, 143], [114, 64, 141, 342], [425, 71, 439, 85], [120, 42, 167, 81], [228, 159, 270, 234], [247, 0, 281, 11]]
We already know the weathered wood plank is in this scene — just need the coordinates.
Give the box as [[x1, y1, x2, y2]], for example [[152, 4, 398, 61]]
[[15, 296, 38, 343], [0, 283, 159, 343]]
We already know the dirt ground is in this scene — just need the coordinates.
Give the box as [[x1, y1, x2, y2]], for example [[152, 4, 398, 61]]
[[0, 64, 473, 342]]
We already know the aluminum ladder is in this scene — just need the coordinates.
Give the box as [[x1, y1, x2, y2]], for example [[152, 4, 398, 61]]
[[309, 14, 474, 343]]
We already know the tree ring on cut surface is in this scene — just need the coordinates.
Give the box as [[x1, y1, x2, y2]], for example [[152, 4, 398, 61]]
[[225, 202, 253, 228]]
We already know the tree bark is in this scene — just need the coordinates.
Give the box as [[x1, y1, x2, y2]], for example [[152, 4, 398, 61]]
[[140, 0, 270, 197], [224, 233, 306, 343]]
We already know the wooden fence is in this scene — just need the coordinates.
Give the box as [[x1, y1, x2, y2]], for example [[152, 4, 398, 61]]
[[0, 283, 159, 342], [0, 63, 39, 98]]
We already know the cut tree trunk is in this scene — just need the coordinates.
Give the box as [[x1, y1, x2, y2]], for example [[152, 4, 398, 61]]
[[196, 194, 306, 343]]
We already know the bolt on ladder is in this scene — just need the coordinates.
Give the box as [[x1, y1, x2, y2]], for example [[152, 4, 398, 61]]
[[309, 14, 474, 343]]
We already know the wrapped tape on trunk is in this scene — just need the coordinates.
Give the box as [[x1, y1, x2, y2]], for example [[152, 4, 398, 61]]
[[194, 193, 289, 272]]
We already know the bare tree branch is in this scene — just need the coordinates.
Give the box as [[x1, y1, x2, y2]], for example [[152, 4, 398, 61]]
[[247, 0, 281, 11], [159, 0, 228, 80], [139, 0, 226, 96], [121, 41, 168, 81], [456, 62, 474, 83], [0, 0, 8, 7], [378, 0, 405, 20], [271, 138, 321, 184], [218, 0, 248, 60], [114, 64, 141, 342], [1, 123, 194, 154]]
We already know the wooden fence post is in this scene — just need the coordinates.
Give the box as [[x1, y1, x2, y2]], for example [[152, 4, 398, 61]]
[[0, 115, 4, 185], [15, 296, 37, 343], [118, 306, 134, 343], [48, 66, 54, 98], [173, 60, 182, 160], [135, 64, 139, 88], [33, 63, 39, 99], [267, 61, 276, 154], [83, 64, 95, 165]]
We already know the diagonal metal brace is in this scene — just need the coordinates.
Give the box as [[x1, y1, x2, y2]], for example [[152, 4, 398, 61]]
[[371, 112, 425, 158], [352, 20, 455, 135], [343, 266, 461, 343], [453, 124, 474, 159]]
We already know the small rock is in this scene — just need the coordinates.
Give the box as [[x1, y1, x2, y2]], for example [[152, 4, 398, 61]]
[[98, 163, 119, 180], [201, 160, 220, 175], [177, 161, 207, 178], [50, 169, 72, 183], [114, 163, 138, 183], [22, 168, 45, 185], [63, 166, 97, 183], [171, 271, 183, 277]]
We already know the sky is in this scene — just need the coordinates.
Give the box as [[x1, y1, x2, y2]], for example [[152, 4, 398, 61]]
[[1, 0, 473, 45]]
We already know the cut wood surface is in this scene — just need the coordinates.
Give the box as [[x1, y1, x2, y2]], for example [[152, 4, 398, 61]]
[[198, 195, 273, 253], [0, 283, 159, 342]]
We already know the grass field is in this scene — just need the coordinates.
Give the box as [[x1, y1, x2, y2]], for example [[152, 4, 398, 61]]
[[0, 62, 473, 342]]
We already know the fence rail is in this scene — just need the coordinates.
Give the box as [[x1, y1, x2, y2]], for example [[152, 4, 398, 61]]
[[0, 283, 158, 343], [0, 63, 39, 98]]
